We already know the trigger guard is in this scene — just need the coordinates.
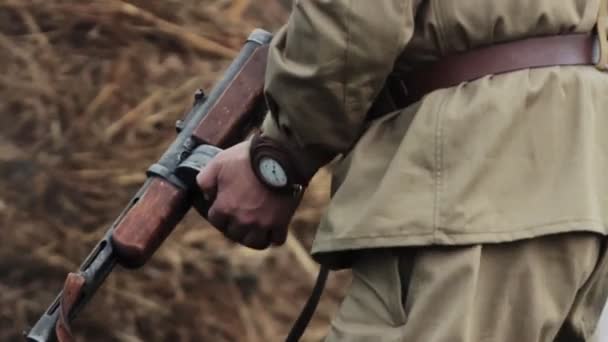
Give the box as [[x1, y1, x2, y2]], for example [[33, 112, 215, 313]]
[[175, 144, 223, 189], [175, 144, 222, 218]]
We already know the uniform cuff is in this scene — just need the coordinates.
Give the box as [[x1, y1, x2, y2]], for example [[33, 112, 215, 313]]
[[260, 114, 330, 182]]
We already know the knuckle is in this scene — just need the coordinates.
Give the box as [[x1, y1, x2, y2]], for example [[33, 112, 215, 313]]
[[236, 215, 257, 228], [207, 206, 218, 219], [214, 206, 230, 218], [213, 200, 233, 218]]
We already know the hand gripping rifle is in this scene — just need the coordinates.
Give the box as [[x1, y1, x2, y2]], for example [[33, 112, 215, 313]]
[[25, 29, 327, 342]]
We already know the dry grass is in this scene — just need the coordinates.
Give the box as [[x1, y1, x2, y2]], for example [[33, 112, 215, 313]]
[[0, 1, 349, 341]]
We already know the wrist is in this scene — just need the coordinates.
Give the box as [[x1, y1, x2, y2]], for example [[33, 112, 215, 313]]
[[260, 114, 329, 180], [249, 132, 309, 196]]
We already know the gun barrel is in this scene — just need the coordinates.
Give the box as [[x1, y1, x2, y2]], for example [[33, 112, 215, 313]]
[[25, 232, 117, 342], [25, 293, 60, 342]]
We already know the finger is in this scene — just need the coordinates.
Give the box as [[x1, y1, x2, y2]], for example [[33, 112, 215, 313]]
[[207, 205, 230, 232], [196, 159, 221, 200], [224, 221, 249, 243], [270, 226, 288, 246], [242, 230, 271, 250]]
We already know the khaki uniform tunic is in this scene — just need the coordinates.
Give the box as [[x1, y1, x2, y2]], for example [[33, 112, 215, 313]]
[[262, 0, 608, 264]]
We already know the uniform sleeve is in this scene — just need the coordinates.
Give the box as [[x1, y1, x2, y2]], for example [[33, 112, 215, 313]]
[[262, 0, 418, 179]]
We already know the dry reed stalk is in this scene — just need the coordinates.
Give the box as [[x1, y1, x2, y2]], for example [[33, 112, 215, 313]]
[[250, 294, 280, 342], [285, 232, 319, 283], [0, 1, 351, 340], [103, 89, 164, 141], [83, 83, 120, 119], [104, 286, 171, 316], [55, 0, 239, 59], [227, 280, 261, 342], [226, 0, 252, 22], [13, 5, 55, 59]]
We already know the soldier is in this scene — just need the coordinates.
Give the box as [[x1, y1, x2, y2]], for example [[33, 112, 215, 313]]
[[197, 0, 608, 340]]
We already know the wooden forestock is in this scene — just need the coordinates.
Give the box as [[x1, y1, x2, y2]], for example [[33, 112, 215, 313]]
[[111, 178, 190, 268]]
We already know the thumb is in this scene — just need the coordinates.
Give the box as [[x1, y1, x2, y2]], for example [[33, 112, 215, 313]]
[[196, 159, 221, 201]]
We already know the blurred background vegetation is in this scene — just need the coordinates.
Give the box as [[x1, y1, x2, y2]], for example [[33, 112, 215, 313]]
[[0, 1, 349, 340]]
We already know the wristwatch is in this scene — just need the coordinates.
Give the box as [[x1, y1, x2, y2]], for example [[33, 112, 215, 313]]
[[249, 133, 307, 196]]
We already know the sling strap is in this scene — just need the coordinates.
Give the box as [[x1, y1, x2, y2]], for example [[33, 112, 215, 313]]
[[285, 265, 329, 342]]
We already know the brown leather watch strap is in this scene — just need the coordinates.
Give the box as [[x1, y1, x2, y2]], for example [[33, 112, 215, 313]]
[[395, 34, 597, 107], [249, 133, 309, 194]]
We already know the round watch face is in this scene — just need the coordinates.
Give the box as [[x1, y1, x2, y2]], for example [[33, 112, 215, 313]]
[[259, 157, 288, 187]]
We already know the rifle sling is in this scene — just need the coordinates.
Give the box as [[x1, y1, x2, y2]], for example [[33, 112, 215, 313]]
[[285, 265, 330, 342]]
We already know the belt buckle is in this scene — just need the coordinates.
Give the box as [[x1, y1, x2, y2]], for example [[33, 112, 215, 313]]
[[596, 0, 608, 70]]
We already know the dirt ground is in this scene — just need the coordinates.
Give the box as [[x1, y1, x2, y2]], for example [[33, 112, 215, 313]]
[[0, 1, 349, 341]]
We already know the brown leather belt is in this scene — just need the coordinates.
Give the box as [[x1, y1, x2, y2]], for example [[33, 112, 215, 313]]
[[381, 34, 600, 111]]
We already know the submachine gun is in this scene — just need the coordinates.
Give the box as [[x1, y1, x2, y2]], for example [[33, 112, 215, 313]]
[[25, 29, 327, 342]]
